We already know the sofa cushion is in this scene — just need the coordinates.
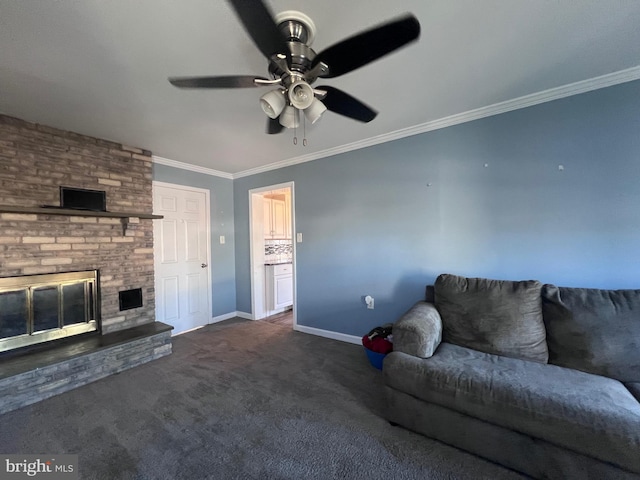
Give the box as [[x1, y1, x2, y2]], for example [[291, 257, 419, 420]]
[[626, 383, 640, 403], [542, 285, 640, 382], [384, 343, 640, 473], [434, 274, 548, 363]]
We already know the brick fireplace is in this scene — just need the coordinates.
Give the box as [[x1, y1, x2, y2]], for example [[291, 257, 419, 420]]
[[0, 114, 172, 414]]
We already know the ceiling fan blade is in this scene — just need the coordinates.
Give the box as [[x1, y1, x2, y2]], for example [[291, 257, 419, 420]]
[[312, 14, 420, 78], [227, 0, 289, 60], [318, 86, 378, 123], [169, 76, 269, 89], [267, 117, 285, 134]]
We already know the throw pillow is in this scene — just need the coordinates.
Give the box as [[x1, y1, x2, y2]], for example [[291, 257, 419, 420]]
[[542, 285, 640, 382], [434, 274, 548, 363]]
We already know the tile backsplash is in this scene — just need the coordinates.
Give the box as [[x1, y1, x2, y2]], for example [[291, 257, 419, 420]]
[[265, 239, 293, 263]]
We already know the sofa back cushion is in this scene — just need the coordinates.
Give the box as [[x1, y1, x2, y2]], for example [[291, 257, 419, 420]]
[[434, 274, 548, 363], [542, 285, 640, 382]]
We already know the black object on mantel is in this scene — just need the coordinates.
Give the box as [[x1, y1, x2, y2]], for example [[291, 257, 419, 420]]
[[60, 186, 107, 212]]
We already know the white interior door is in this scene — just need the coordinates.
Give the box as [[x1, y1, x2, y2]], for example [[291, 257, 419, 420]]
[[153, 182, 210, 335], [251, 192, 267, 319]]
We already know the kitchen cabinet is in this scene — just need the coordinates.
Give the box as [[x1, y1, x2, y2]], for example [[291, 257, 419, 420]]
[[264, 197, 290, 239], [263, 199, 273, 238], [265, 263, 293, 315]]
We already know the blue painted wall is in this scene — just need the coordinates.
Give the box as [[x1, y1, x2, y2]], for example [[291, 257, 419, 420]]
[[153, 164, 236, 317], [233, 80, 640, 337]]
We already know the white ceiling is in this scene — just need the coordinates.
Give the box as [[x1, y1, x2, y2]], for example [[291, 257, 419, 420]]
[[1, 0, 640, 175]]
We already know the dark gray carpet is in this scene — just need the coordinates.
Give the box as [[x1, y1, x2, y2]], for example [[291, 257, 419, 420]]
[[0, 319, 526, 479]]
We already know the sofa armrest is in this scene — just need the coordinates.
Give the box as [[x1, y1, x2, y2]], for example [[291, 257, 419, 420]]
[[393, 301, 442, 358]]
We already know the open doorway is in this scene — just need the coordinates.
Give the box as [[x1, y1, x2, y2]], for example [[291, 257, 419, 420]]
[[249, 182, 295, 327]]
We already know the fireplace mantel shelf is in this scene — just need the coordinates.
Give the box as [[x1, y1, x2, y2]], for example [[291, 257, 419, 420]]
[[0, 205, 163, 219]]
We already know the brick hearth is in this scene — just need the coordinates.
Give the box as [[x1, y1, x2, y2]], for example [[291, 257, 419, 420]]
[[0, 114, 171, 414]]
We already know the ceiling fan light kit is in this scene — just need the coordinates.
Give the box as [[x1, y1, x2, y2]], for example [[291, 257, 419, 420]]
[[169, 0, 421, 139], [260, 89, 286, 119], [288, 81, 315, 110], [305, 99, 327, 125], [279, 106, 300, 129]]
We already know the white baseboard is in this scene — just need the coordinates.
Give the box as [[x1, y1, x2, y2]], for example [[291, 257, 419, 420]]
[[264, 306, 291, 317], [293, 325, 362, 345], [172, 325, 205, 336], [211, 311, 255, 322], [213, 311, 362, 345], [210, 312, 239, 324]]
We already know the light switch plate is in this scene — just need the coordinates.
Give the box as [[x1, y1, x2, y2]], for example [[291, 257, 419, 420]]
[[219, 235, 225, 244], [296, 233, 303, 243]]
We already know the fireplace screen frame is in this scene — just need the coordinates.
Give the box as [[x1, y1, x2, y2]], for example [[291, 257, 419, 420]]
[[0, 270, 99, 353]]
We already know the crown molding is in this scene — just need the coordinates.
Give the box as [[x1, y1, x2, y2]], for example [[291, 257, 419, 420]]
[[152, 155, 233, 179], [233, 65, 640, 179], [152, 66, 640, 180]]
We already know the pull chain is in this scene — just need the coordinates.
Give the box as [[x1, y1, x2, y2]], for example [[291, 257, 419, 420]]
[[291, 109, 308, 146], [303, 114, 308, 147], [293, 119, 297, 145]]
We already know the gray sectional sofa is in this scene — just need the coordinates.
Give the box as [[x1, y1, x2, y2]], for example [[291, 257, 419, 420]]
[[384, 274, 640, 479]]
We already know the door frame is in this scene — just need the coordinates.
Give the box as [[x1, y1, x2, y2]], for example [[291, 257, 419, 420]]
[[152, 181, 212, 331], [249, 181, 296, 326]]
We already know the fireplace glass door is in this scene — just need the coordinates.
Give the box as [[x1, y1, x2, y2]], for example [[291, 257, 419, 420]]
[[0, 271, 98, 353]]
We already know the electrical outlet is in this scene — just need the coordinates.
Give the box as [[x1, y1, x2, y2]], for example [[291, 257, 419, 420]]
[[365, 295, 374, 310]]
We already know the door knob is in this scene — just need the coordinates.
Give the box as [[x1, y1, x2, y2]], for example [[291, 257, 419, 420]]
[[201, 263, 208, 268]]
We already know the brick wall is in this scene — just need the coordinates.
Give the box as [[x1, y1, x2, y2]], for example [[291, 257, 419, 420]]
[[0, 115, 156, 333]]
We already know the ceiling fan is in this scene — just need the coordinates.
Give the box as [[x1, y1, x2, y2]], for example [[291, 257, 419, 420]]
[[169, 0, 421, 135]]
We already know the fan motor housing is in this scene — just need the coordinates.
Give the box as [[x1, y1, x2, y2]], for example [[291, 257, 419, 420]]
[[267, 11, 323, 85], [268, 43, 316, 82]]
